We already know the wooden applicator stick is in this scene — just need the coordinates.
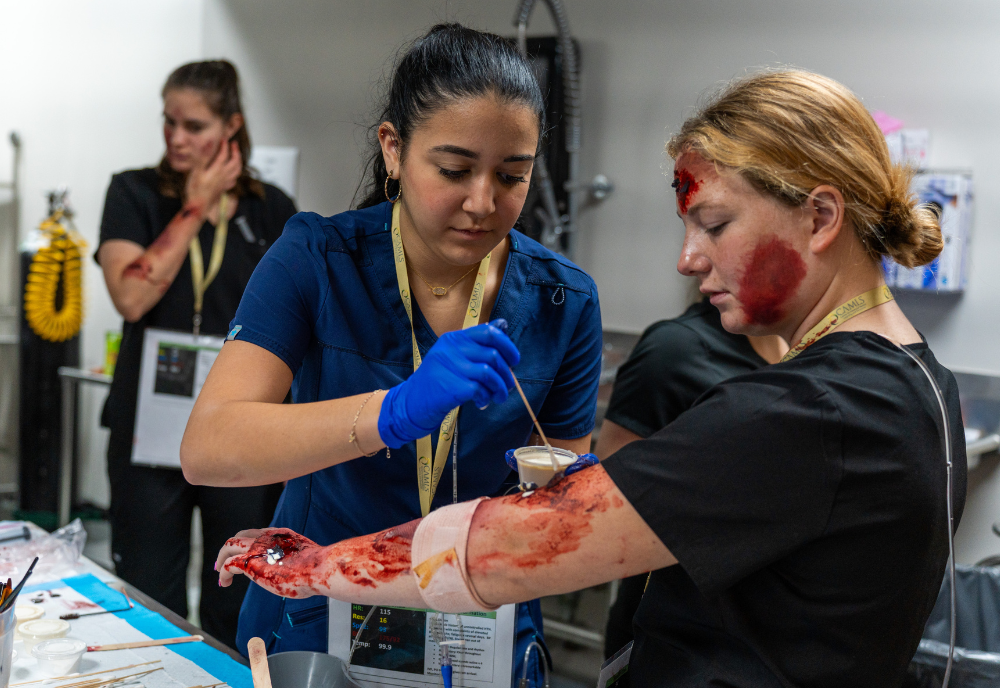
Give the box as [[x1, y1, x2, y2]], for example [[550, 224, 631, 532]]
[[510, 371, 560, 472]]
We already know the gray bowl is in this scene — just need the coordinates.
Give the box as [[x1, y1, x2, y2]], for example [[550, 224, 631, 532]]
[[268, 651, 352, 688]]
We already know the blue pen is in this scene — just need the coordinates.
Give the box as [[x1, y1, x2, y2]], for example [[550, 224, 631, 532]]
[[439, 639, 463, 688]]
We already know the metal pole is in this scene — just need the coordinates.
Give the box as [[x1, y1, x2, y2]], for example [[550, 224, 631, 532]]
[[58, 375, 74, 527]]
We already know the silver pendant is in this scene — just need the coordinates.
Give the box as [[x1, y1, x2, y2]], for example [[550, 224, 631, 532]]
[[431, 287, 448, 296]]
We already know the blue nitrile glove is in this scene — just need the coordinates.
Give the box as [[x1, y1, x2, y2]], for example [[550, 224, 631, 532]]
[[505, 449, 599, 476], [378, 320, 520, 449], [565, 452, 599, 476]]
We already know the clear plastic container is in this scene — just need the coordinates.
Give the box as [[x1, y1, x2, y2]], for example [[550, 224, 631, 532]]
[[0, 600, 17, 686], [14, 604, 44, 639], [19, 618, 70, 653], [31, 637, 87, 677], [513, 446, 577, 489]]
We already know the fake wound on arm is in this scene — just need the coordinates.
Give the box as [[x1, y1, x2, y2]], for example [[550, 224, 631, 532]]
[[122, 202, 205, 289], [222, 465, 671, 610]]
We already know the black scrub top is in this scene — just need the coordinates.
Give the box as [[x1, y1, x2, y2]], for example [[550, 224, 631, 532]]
[[605, 299, 768, 439], [602, 331, 967, 687], [95, 167, 297, 441]]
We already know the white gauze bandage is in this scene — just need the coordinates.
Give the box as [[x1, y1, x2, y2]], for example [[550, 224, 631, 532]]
[[410, 497, 497, 613]]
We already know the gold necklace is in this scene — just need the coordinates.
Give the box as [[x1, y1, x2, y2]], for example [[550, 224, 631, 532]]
[[410, 264, 478, 296]]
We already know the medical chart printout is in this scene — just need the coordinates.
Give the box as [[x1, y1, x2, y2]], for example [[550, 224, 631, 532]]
[[329, 600, 516, 687], [133, 328, 224, 468]]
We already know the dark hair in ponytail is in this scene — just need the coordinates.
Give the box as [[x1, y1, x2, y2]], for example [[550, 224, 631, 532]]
[[157, 59, 264, 199], [354, 23, 545, 209]]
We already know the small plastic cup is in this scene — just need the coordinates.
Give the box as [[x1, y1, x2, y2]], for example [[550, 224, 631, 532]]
[[14, 605, 44, 639], [32, 637, 87, 677], [513, 446, 577, 489], [19, 618, 70, 654]]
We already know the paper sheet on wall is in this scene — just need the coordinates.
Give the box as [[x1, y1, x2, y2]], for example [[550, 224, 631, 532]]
[[329, 600, 516, 687], [249, 146, 299, 199], [133, 328, 225, 468]]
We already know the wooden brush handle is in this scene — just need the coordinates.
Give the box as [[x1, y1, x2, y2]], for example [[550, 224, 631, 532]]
[[87, 635, 203, 652]]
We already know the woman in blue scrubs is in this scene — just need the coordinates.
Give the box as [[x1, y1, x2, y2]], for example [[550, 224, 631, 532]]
[[182, 23, 602, 679]]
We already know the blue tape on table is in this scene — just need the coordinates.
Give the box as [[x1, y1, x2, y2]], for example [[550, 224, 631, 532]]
[[24, 574, 251, 688]]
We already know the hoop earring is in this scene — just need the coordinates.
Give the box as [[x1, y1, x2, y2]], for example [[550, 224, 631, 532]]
[[385, 173, 401, 203]]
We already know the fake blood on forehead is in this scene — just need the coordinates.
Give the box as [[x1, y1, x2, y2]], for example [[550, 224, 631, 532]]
[[737, 236, 807, 326], [672, 169, 700, 214]]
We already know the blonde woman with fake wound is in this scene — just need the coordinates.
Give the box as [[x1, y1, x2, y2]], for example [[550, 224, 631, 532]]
[[215, 70, 965, 687]]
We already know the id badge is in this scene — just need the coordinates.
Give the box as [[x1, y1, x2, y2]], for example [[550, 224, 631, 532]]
[[132, 327, 225, 468], [329, 599, 517, 687], [597, 641, 632, 687]]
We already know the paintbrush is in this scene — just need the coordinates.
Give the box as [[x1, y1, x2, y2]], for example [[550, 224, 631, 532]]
[[0, 556, 37, 613], [0, 578, 11, 607], [510, 371, 561, 472], [61, 589, 134, 619]]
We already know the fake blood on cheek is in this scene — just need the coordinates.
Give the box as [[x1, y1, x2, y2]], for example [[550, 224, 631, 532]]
[[737, 236, 807, 326]]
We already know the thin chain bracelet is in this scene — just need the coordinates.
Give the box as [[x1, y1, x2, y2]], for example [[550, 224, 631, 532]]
[[350, 389, 386, 458]]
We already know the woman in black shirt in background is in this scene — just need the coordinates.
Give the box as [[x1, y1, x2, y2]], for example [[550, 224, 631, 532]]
[[96, 60, 295, 647]]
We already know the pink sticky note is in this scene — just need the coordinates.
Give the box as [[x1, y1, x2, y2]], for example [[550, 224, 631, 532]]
[[871, 110, 905, 135]]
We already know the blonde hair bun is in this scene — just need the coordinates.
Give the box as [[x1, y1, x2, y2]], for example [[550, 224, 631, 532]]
[[668, 69, 943, 269], [882, 167, 944, 268]]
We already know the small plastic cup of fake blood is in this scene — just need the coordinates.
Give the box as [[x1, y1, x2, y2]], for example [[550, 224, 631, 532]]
[[513, 446, 577, 490]]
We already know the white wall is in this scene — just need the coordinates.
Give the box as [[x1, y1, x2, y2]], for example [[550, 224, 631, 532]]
[[203, 0, 1000, 358], [0, 0, 205, 507]]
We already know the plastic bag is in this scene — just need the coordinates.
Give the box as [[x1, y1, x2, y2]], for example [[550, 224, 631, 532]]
[[0, 519, 87, 582]]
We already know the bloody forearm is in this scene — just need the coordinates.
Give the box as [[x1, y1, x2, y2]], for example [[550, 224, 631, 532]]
[[122, 201, 205, 289], [228, 521, 425, 605], [466, 466, 672, 605]]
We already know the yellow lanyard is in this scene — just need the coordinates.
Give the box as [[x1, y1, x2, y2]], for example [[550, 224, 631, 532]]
[[780, 284, 894, 362], [390, 202, 491, 517], [189, 194, 229, 336]]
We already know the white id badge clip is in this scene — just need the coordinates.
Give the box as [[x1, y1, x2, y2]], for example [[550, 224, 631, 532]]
[[597, 640, 632, 687], [235, 216, 266, 247]]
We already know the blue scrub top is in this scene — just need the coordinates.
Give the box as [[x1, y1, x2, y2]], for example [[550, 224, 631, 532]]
[[228, 202, 603, 667]]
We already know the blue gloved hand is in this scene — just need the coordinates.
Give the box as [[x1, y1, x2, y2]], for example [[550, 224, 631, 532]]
[[504, 449, 598, 476], [378, 320, 520, 449], [565, 452, 599, 476]]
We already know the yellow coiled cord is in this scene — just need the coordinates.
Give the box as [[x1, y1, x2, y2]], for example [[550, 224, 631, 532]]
[[23, 209, 86, 342]]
